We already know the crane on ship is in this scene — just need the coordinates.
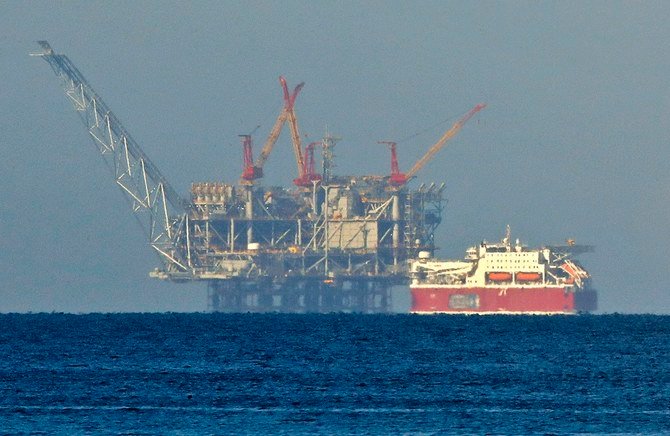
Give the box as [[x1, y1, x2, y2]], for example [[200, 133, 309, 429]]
[[31, 41, 196, 277], [383, 103, 486, 187]]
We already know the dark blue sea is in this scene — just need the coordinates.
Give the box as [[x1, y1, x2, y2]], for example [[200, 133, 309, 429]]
[[0, 314, 668, 434]]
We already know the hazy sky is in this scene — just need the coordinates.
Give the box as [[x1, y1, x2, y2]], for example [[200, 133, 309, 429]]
[[2, 1, 669, 313]]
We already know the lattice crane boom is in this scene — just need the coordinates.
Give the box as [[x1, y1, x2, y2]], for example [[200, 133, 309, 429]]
[[32, 41, 194, 274], [288, 109, 305, 179], [283, 78, 306, 181], [405, 103, 486, 180], [254, 76, 304, 174], [255, 112, 286, 170]]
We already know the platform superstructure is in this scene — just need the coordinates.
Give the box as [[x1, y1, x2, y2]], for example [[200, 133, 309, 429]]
[[33, 41, 486, 312]]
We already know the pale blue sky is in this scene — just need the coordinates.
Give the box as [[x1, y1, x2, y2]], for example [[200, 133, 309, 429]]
[[2, 1, 669, 313]]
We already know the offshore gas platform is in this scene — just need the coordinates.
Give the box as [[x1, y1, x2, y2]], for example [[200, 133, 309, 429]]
[[33, 42, 485, 313]]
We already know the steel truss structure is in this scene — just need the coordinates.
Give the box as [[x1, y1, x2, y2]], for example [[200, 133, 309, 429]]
[[33, 41, 193, 275]]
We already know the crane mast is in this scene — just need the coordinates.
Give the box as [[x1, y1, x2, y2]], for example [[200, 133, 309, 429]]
[[378, 141, 406, 186], [239, 134, 256, 182], [32, 41, 194, 275], [294, 141, 322, 187]]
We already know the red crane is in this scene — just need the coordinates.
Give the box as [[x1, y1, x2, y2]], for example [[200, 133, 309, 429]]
[[254, 76, 304, 176], [383, 103, 486, 187], [378, 141, 405, 186], [239, 134, 258, 182], [294, 141, 322, 187], [238, 125, 261, 182], [285, 84, 306, 184]]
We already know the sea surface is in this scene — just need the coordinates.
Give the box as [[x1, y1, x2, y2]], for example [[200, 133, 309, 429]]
[[0, 313, 668, 435]]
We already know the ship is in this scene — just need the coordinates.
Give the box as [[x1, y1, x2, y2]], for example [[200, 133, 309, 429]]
[[409, 227, 597, 314]]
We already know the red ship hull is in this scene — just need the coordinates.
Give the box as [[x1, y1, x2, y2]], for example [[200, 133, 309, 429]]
[[410, 285, 598, 314]]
